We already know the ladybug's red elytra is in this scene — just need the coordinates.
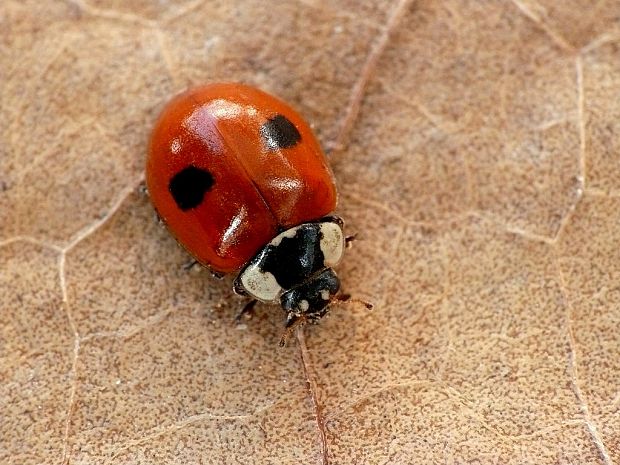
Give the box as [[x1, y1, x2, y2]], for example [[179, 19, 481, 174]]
[[146, 83, 363, 339]]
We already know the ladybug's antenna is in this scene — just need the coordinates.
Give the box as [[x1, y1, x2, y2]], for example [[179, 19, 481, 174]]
[[317, 293, 373, 328]]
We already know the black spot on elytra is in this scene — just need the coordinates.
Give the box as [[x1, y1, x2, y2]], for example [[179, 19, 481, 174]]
[[260, 114, 301, 150], [168, 165, 214, 211], [261, 224, 325, 289]]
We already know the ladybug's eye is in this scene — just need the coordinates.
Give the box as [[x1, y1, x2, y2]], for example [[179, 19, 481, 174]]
[[260, 114, 301, 150], [169, 165, 214, 211]]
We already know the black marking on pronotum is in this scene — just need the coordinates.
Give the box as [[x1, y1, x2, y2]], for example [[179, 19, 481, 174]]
[[260, 114, 301, 150], [169, 165, 214, 211], [260, 224, 325, 289]]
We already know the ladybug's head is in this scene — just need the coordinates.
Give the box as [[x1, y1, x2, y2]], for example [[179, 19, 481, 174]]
[[276, 269, 372, 346], [280, 268, 340, 325]]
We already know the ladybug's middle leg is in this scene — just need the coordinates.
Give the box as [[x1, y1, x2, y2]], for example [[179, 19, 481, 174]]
[[182, 259, 199, 271]]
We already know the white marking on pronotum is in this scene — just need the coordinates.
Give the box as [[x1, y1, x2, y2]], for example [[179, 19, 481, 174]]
[[270, 227, 299, 246], [319, 222, 345, 267], [238, 221, 345, 302], [239, 268, 282, 302], [237, 226, 300, 302], [299, 300, 310, 311]]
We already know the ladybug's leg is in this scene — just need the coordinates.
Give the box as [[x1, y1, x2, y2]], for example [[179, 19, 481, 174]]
[[210, 270, 225, 280], [138, 181, 148, 196], [235, 299, 258, 323], [334, 293, 373, 310], [180, 260, 223, 279], [182, 259, 199, 271], [345, 234, 357, 249], [279, 313, 306, 347]]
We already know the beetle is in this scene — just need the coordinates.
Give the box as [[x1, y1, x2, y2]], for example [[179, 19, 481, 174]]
[[146, 83, 368, 343]]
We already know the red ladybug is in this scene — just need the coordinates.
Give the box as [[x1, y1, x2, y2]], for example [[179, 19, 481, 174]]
[[147, 83, 358, 337]]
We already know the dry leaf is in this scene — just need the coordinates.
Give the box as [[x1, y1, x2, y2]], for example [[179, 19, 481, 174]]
[[1, 0, 619, 464]]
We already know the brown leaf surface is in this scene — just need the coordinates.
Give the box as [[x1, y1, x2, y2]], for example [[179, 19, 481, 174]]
[[1, 1, 619, 464]]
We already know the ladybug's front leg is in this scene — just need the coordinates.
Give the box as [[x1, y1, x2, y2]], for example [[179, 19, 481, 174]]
[[345, 234, 357, 248], [279, 312, 306, 347], [235, 299, 258, 323]]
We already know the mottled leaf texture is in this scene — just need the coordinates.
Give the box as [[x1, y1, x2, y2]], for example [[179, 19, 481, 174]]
[[1, 1, 619, 464]]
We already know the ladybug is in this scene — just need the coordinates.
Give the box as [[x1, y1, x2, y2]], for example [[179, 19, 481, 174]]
[[146, 83, 365, 341]]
